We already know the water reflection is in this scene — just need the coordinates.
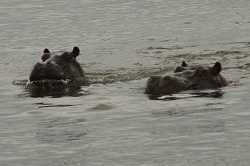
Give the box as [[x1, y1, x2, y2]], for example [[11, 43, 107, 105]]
[[152, 107, 223, 117], [33, 102, 77, 108], [148, 90, 225, 100], [18, 88, 88, 98], [14, 79, 90, 98]]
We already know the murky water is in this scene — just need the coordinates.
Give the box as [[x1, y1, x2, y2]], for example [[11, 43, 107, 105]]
[[1, 0, 250, 165]]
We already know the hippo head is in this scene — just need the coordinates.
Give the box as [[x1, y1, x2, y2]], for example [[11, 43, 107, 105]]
[[184, 62, 229, 89], [145, 62, 229, 95], [29, 47, 85, 82]]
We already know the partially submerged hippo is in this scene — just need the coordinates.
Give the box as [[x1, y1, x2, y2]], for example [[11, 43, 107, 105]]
[[29, 47, 85, 81], [145, 62, 229, 95]]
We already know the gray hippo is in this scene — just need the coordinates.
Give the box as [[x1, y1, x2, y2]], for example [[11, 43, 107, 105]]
[[29, 47, 85, 81], [145, 62, 229, 95]]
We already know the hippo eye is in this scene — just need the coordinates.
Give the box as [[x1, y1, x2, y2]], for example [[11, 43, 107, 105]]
[[198, 70, 208, 77], [64, 56, 71, 62], [202, 70, 207, 75]]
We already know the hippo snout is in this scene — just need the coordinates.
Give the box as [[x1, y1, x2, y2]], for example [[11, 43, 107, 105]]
[[158, 76, 189, 95], [145, 75, 189, 95], [29, 62, 64, 81]]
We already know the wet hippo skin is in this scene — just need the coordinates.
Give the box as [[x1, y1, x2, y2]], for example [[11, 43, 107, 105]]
[[29, 47, 85, 81], [145, 75, 189, 95], [145, 62, 229, 95]]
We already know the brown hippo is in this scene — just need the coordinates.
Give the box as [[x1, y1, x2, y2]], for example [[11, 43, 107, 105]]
[[29, 47, 85, 82], [145, 62, 229, 95]]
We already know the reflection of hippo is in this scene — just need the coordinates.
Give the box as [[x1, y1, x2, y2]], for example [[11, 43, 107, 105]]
[[145, 62, 229, 95], [29, 47, 85, 81]]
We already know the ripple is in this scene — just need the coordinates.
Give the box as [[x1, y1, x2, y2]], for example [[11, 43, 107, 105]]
[[36, 117, 88, 143], [87, 104, 117, 112]]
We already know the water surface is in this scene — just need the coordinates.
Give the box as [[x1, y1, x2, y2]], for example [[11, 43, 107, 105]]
[[1, 0, 250, 165]]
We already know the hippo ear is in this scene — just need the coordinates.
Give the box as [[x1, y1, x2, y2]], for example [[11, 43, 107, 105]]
[[41, 48, 51, 62], [71, 47, 80, 58], [44, 48, 50, 53], [181, 61, 188, 67], [212, 62, 222, 75], [41, 54, 51, 62]]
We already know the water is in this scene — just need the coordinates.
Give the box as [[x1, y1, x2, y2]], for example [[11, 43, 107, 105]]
[[1, 0, 250, 165]]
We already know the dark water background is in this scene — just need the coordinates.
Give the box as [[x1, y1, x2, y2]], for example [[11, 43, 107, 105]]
[[1, 0, 250, 165]]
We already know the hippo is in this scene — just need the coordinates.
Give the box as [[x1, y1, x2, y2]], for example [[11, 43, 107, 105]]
[[145, 62, 229, 95], [29, 47, 85, 82]]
